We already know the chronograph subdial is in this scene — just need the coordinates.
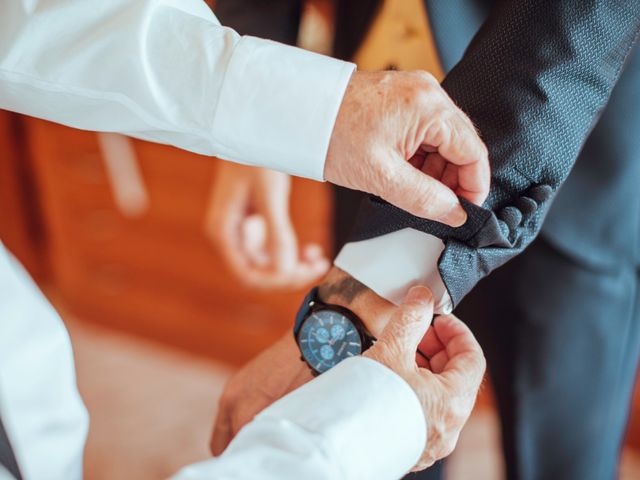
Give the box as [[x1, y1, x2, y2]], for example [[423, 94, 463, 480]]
[[297, 309, 362, 373]]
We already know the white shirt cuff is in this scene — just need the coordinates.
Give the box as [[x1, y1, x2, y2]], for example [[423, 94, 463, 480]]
[[335, 228, 453, 314], [261, 356, 426, 480], [212, 36, 356, 180]]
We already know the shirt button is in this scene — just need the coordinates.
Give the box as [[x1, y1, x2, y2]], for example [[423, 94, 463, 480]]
[[498, 206, 523, 229]]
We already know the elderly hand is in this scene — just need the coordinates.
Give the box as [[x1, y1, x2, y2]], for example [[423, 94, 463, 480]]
[[210, 269, 485, 465], [325, 70, 490, 227], [365, 286, 486, 471], [210, 332, 312, 455], [205, 162, 329, 290]]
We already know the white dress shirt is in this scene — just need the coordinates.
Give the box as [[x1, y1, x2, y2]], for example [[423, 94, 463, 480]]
[[0, 0, 354, 181], [0, 244, 88, 480], [335, 230, 452, 313], [172, 357, 425, 480], [0, 243, 425, 480]]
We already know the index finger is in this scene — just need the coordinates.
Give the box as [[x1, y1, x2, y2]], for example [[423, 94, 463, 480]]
[[210, 405, 233, 456], [432, 315, 486, 389], [425, 106, 490, 205]]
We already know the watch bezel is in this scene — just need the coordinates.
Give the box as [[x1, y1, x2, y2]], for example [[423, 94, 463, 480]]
[[295, 292, 376, 375]]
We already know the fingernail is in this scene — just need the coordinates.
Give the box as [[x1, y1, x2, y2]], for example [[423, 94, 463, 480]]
[[405, 286, 433, 305], [440, 203, 467, 227]]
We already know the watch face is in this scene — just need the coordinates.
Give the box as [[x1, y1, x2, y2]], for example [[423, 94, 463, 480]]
[[297, 309, 362, 373]]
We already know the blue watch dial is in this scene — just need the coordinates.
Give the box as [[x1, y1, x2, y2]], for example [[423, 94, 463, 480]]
[[297, 309, 362, 373]]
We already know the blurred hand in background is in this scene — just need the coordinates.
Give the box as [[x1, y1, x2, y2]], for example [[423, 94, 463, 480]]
[[205, 162, 329, 290]]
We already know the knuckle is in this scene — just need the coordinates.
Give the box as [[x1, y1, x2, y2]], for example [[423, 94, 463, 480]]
[[445, 111, 464, 142], [442, 438, 458, 457], [415, 458, 435, 471], [411, 85, 438, 109], [407, 72, 441, 102], [411, 182, 444, 219], [373, 156, 399, 191], [426, 109, 453, 146], [414, 70, 438, 84], [401, 307, 426, 327]]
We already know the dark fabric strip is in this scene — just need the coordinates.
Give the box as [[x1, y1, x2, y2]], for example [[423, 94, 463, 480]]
[[0, 415, 21, 480]]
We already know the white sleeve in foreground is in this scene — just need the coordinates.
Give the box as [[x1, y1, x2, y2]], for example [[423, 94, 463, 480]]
[[334, 228, 453, 314], [172, 357, 426, 480], [0, 0, 354, 180]]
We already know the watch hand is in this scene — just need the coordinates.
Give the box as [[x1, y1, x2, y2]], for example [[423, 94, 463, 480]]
[[315, 331, 329, 343]]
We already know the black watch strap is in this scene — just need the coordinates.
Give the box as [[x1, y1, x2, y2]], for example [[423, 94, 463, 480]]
[[293, 287, 319, 338]]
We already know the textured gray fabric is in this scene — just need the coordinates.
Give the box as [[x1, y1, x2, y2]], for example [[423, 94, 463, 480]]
[[350, 185, 553, 249], [350, 1, 640, 307], [214, 2, 640, 480], [457, 44, 640, 480], [0, 416, 21, 479], [542, 43, 640, 269], [459, 235, 640, 480]]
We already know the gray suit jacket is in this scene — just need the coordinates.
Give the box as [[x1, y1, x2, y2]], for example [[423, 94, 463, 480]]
[[339, 0, 640, 307], [216, 0, 640, 307]]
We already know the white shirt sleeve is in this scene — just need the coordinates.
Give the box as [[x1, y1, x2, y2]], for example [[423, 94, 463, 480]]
[[0, 0, 355, 180], [0, 465, 12, 480], [334, 229, 453, 314], [171, 357, 426, 480]]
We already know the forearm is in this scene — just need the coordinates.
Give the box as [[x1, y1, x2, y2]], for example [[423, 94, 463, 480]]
[[318, 267, 396, 337]]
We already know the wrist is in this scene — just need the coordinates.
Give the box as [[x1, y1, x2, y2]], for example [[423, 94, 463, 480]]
[[317, 267, 396, 337]]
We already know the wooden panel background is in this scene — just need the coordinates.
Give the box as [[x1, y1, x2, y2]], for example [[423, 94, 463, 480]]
[[20, 116, 331, 365]]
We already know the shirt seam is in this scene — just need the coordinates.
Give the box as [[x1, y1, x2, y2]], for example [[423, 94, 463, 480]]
[[0, 67, 209, 138]]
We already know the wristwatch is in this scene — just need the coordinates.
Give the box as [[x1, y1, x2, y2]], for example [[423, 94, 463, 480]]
[[293, 287, 376, 375]]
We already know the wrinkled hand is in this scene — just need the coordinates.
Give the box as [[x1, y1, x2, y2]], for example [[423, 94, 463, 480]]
[[365, 286, 486, 471], [205, 162, 329, 290], [210, 332, 312, 455], [210, 272, 485, 466], [325, 70, 490, 227]]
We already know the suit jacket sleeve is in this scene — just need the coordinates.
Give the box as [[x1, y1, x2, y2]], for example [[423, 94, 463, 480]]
[[348, 0, 640, 307]]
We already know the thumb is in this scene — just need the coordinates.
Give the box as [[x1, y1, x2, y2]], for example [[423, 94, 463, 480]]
[[381, 159, 467, 227], [376, 286, 434, 366]]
